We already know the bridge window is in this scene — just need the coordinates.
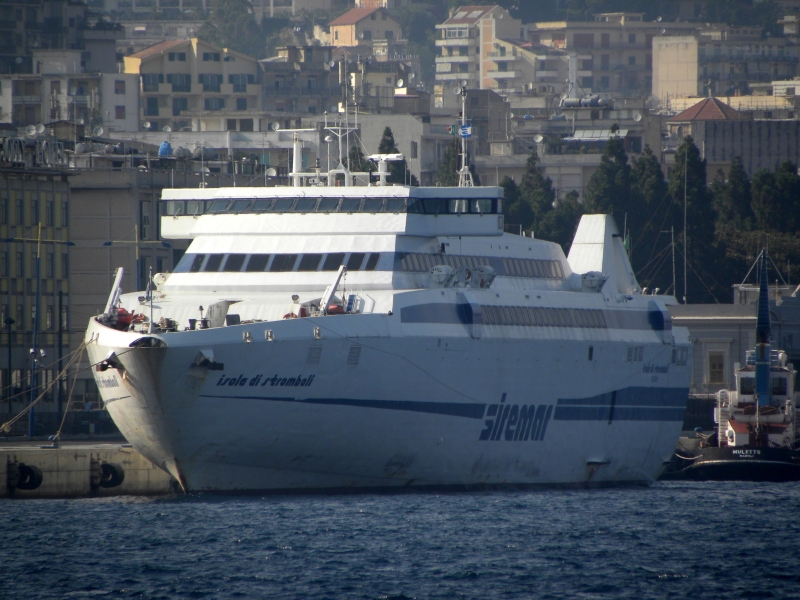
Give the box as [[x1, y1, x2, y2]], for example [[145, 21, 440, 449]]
[[322, 253, 345, 271], [317, 198, 339, 212], [297, 253, 323, 271], [339, 198, 361, 212], [252, 199, 273, 212], [481, 306, 607, 329], [386, 198, 405, 212], [449, 199, 469, 213], [270, 253, 298, 272], [223, 254, 246, 272], [272, 198, 294, 212], [229, 200, 251, 213], [294, 198, 317, 212], [771, 377, 788, 396], [190, 254, 205, 272], [245, 254, 270, 272], [203, 254, 224, 272], [207, 200, 229, 213], [365, 253, 381, 270], [363, 198, 384, 213], [346, 252, 366, 270]]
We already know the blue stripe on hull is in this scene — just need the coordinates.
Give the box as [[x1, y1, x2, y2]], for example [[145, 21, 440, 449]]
[[199, 386, 688, 422]]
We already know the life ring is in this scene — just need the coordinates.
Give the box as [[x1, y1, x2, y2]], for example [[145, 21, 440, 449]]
[[131, 313, 146, 324], [282, 312, 298, 319]]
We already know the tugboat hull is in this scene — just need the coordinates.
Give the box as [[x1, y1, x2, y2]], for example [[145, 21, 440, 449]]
[[661, 447, 800, 482]]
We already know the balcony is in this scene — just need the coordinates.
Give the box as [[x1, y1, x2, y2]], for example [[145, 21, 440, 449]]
[[13, 95, 42, 104], [436, 72, 476, 81], [487, 70, 518, 79], [435, 39, 475, 47], [535, 71, 560, 79], [487, 52, 517, 60], [68, 95, 89, 104], [436, 55, 470, 63]]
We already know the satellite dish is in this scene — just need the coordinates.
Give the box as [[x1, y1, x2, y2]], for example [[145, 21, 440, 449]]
[[270, 122, 280, 131], [35, 123, 45, 134], [533, 134, 544, 143], [25, 125, 36, 136], [410, 73, 415, 80], [162, 125, 172, 132], [509, 112, 515, 119], [661, 28, 666, 34], [329, 60, 336, 68], [324, 135, 333, 143], [656, 16, 662, 22], [15, 57, 22, 64], [92, 126, 104, 137], [143, 121, 151, 130], [265, 168, 277, 177], [396, 79, 404, 88], [77, 118, 85, 125], [633, 112, 643, 122], [461, 79, 468, 87], [453, 87, 461, 95]]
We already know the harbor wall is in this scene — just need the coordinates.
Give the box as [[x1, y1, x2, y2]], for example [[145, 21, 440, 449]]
[[1, 444, 176, 499]]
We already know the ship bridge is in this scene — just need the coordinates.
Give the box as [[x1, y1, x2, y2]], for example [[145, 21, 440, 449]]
[[159, 186, 505, 239]]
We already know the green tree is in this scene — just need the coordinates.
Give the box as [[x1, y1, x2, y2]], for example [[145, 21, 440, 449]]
[[348, 145, 372, 174], [750, 162, 800, 233], [436, 140, 459, 186], [537, 190, 584, 254], [712, 156, 754, 230], [629, 145, 672, 287], [377, 127, 409, 184], [199, 0, 264, 59], [583, 136, 633, 221], [668, 136, 719, 303]]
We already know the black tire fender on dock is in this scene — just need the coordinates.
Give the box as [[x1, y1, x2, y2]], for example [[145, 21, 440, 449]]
[[90, 460, 103, 490], [16, 463, 43, 490], [99, 463, 125, 488]]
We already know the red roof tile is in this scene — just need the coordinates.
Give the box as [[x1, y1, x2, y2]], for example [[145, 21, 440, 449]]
[[329, 7, 382, 26], [128, 39, 188, 60], [669, 97, 748, 121]]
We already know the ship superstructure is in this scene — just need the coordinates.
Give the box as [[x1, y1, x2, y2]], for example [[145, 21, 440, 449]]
[[85, 134, 691, 492]]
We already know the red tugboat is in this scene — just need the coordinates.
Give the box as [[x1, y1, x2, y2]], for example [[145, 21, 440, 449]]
[[662, 252, 800, 481]]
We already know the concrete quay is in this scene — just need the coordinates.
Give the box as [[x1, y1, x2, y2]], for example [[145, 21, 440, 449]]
[[1, 439, 177, 499]]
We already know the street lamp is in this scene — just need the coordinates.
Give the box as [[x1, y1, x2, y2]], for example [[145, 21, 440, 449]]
[[103, 224, 171, 291], [4, 317, 14, 410], [4, 224, 75, 436]]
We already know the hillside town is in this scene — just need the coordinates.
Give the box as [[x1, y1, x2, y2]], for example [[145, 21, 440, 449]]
[[3, 0, 800, 435]]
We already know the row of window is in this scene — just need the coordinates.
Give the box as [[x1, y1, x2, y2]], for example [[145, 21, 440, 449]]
[[399, 253, 564, 279], [0, 195, 68, 227], [160, 197, 500, 217], [0, 303, 68, 331], [0, 251, 69, 279], [481, 305, 608, 329], [182, 252, 381, 274]]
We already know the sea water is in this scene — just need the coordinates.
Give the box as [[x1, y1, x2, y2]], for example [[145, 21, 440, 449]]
[[3, 482, 799, 599]]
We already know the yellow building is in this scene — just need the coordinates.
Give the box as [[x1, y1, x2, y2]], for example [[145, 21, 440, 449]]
[[123, 38, 261, 133], [329, 7, 403, 48]]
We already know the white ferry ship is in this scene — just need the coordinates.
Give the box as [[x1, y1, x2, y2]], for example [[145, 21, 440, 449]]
[[85, 136, 691, 493]]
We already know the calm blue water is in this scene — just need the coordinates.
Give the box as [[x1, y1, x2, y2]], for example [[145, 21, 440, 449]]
[[2, 482, 799, 599]]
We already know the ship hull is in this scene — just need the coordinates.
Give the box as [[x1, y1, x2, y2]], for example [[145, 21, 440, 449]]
[[86, 314, 690, 492], [661, 447, 800, 482]]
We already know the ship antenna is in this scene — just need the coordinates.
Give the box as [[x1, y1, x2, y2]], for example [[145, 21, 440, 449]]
[[457, 85, 473, 187]]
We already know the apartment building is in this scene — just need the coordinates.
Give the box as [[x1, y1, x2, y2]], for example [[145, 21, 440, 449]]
[[0, 168, 71, 417], [260, 46, 340, 117], [0, 50, 140, 132], [434, 5, 522, 100], [653, 27, 799, 102], [530, 13, 701, 97], [124, 38, 261, 133], [330, 8, 403, 48], [118, 20, 204, 58]]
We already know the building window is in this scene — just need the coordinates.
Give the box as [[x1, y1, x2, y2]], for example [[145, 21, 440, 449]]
[[709, 351, 725, 385], [142, 73, 162, 92], [172, 97, 188, 116], [115, 106, 125, 119], [230, 74, 248, 93], [204, 97, 225, 111], [199, 73, 222, 92], [141, 201, 150, 240], [362, 29, 372, 41], [61, 201, 68, 227], [0, 252, 7, 277], [31, 198, 39, 225], [46, 306, 52, 330], [410, 141, 418, 159], [16, 252, 23, 276], [61, 252, 68, 279], [0, 196, 7, 224], [45, 200, 53, 226], [145, 97, 159, 117], [227, 119, 237, 131], [628, 33, 636, 44], [168, 73, 192, 92], [334, 30, 338, 40], [15, 197, 23, 225], [202, 52, 220, 62], [114, 80, 125, 94], [46, 252, 53, 278], [236, 97, 247, 110], [386, 30, 394, 40], [628, 56, 636, 66]]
